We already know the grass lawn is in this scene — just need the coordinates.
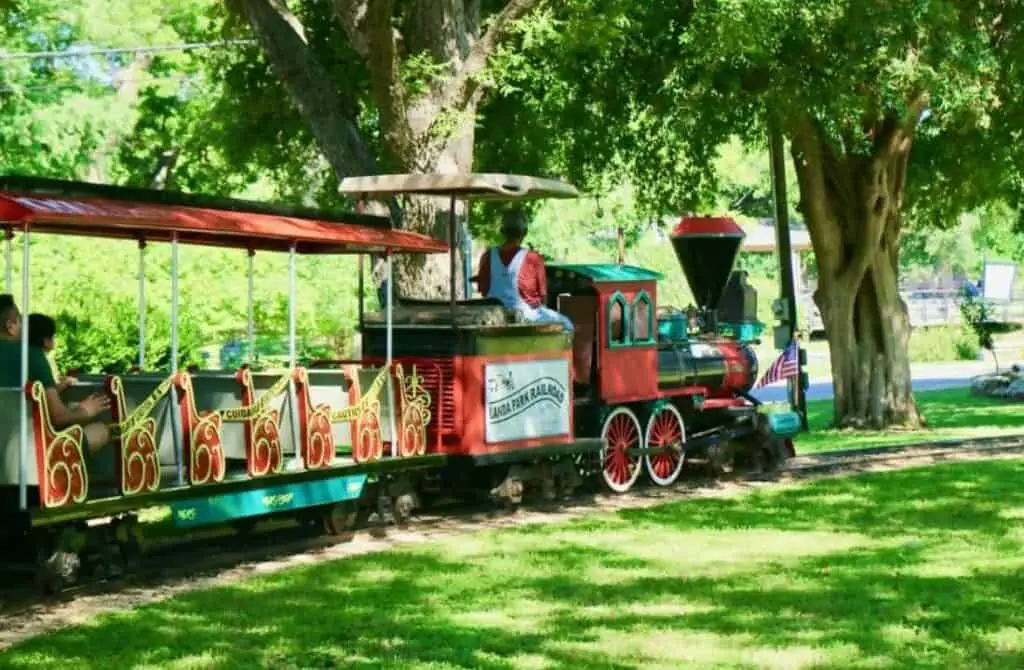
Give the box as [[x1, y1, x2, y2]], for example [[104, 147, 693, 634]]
[[795, 387, 1024, 454], [4, 459, 1024, 669]]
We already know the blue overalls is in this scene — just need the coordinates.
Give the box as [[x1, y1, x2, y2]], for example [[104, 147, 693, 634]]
[[487, 247, 574, 332]]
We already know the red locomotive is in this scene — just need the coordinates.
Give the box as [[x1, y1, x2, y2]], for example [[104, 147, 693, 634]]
[[341, 174, 801, 503]]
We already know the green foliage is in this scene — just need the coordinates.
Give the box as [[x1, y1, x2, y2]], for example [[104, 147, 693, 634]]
[[907, 325, 980, 364], [959, 293, 997, 354], [477, 0, 1024, 230]]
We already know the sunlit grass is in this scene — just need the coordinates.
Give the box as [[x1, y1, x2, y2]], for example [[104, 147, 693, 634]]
[[796, 387, 1024, 453], [4, 459, 1024, 668]]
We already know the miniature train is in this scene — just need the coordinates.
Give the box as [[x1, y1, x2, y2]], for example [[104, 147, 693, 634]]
[[0, 173, 801, 591]]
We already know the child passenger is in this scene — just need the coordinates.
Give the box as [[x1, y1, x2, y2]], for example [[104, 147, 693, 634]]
[[28, 313, 74, 392]]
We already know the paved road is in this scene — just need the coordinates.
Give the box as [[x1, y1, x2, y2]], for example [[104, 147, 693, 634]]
[[752, 361, 993, 403]]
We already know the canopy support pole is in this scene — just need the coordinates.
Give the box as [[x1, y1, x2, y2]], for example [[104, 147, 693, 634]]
[[357, 253, 365, 330], [286, 243, 301, 469], [288, 244, 297, 368], [449, 193, 457, 319], [137, 241, 146, 370], [385, 251, 397, 458], [4, 227, 12, 294], [247, 249, 255, 364], [18, 227, 29, 510], [357, 197, 365, 332], [169, 232, 184, 486]]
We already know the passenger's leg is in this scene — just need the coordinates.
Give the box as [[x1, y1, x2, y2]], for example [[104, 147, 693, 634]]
[[84, 422, 117, 488], [84, 422, 111, 453], [536, 305, 575, 333]]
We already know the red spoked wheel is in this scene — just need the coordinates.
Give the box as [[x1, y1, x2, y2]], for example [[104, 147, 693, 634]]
[[600, 407, 643, 493], [643, 404, 686, 486]]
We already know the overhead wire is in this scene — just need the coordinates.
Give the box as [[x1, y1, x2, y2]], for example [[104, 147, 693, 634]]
[[0, 39, 256, 62], [0, 74, 203, 95]]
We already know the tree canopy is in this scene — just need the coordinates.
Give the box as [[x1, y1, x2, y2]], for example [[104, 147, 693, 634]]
[[6, 0, 1024, 429]]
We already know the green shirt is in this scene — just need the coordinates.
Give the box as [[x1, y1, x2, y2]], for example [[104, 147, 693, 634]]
[[0, 340, 56, 389]]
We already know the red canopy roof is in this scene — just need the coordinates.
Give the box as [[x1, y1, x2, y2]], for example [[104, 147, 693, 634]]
[[0, 180, 447, 255]]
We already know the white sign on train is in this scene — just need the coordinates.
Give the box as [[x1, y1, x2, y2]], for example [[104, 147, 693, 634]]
[[484, 359, 570, 443]]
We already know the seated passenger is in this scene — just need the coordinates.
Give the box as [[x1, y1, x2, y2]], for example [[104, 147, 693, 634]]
[[0, 295, 111, 455], [28, 313, 74, 392], [475, 208, 574, 332]]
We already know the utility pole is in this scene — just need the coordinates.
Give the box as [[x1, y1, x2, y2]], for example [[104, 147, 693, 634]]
[[767, 121, 808, 428]]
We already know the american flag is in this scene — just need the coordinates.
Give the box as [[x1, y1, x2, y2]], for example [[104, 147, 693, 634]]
[[753, 340, 800, 390]]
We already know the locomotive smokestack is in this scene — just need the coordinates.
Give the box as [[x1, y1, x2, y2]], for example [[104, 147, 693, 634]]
[[669, 217, 745, 313]]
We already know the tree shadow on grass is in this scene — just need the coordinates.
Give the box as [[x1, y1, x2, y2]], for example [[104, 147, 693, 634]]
[[4, 460, 1024, 670]]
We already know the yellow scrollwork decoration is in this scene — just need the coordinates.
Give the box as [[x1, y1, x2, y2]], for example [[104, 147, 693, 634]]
[[393, 364, 433, 457], [108, 375, 165, 496], [176, 373, 226, 486], [219, 371, 291, 423], [330, 364, 391, 423], [30, 382, 89, 508]]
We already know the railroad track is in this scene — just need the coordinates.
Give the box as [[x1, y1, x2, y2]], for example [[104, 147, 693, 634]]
[[3, 432, 1024, 648]]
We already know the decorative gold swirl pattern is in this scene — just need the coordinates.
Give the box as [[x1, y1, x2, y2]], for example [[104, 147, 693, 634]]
[[307, 403, 334, 468], [29, 382, 89, 508], [221, 370, 290, 422], [394, 364, 433, 457], [329, 365, 390, 422], [107, 375, 165, 496], [232, 369, 287, 477], [355, 403, 383, 463], [108, 375, 174, 437], [175, 373, 226, 486]]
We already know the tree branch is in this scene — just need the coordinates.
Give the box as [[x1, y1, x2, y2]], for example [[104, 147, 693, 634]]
[[330, 0, 417, 161], [872, 90, 929, 164], [234, 0, 376, 177], [330, 0, 370, 55], [791, 116, 843, 280], [441, 0, 544, 109], [836, 90, 929, 292]]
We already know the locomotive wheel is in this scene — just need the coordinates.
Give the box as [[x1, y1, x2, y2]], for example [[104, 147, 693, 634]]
[[643, 404, 686, 487], [600, 407, 644, 493]]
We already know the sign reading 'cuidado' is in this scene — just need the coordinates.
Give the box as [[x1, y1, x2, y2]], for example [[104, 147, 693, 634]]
[[484, 359, 570, 443]]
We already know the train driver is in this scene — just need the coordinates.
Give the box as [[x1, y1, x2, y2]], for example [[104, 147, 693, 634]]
[[0, 294, 112, 455], [475, 208, 574, 332]]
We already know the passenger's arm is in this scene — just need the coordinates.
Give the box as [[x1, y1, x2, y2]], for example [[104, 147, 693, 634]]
[[477, 251, 491, 296], [28, 349, 108, 428], [45, 388, 109, 429]]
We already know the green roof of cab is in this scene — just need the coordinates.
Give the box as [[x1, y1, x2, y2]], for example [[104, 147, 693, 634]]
[[548, 263, 663, 283]]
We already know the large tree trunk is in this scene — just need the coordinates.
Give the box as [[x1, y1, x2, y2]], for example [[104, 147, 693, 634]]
[[791, 107, 927, 430], [236, 0, 541, 300]]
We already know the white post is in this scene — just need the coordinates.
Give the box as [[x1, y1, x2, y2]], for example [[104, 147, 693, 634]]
[[247, 249, 255, 363], [170, 233, 183, 485], [170, 236, 179, 371], [287, 244, 296, 367], [4, 228, 12, 294], [385, 252, 397, 458], [18, 228, 29, 510], [286, 243, 301, 469], [137, 241, 146, 369]]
